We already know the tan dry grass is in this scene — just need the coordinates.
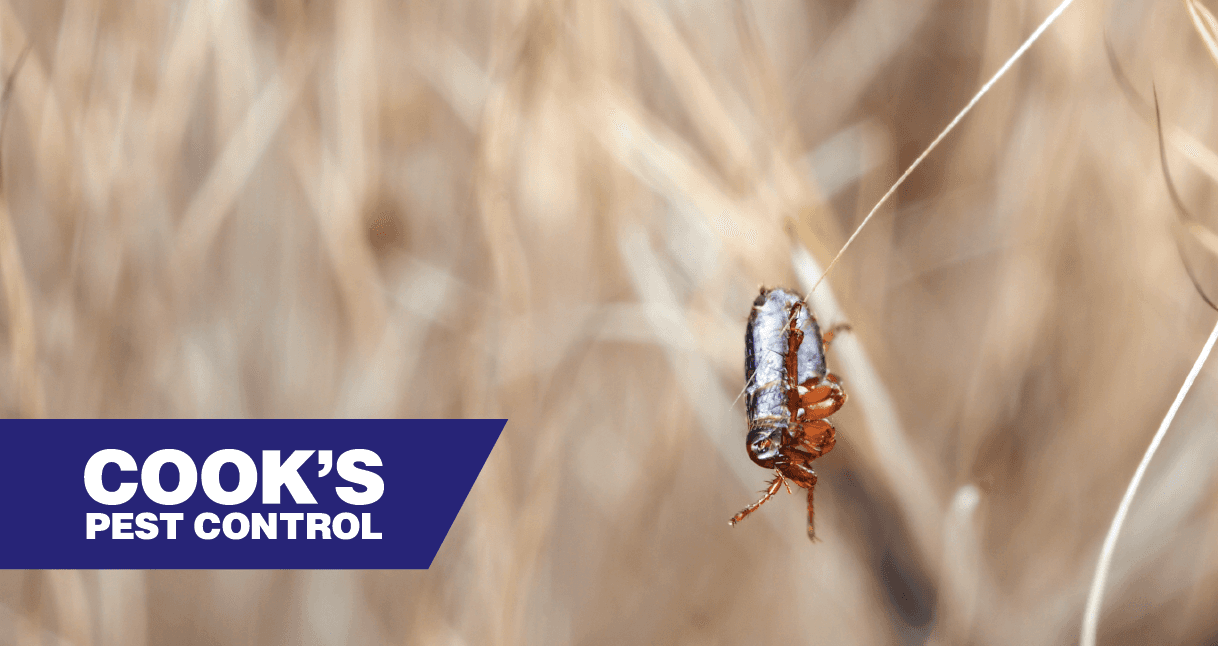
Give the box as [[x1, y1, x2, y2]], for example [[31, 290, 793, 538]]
[[2, 0, 1218, 645]]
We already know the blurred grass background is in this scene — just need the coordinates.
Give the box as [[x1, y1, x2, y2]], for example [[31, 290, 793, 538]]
[[2, 0, 1218, 644]]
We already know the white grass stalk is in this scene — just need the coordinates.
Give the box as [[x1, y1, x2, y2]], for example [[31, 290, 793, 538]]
[[809, 0, 1079, 294], [1080, 317, 1218, 646], [793, 247, 943, 561]]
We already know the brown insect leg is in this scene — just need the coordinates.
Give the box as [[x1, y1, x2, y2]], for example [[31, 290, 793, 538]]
[[806, 473, 821, 542], [821, 323, 852, 349], [783, 302, 805, 417], [799, 380, 845, 420], [800, 420, 837, 457], [729, 472, 787, 527], [799, 382, 834, 403]]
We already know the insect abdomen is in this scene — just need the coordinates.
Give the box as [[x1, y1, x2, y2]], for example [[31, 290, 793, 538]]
[[744, 288, 827, 428]]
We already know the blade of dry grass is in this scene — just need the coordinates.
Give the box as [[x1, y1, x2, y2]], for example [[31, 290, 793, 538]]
[[1173, 2, 1218, 266], [149, 0, 212, 164], [96, 571, 146, 646], [288, 142, 389, 358], [809, 0, 1080, 293], [0, 600, 79, 646], [1153, 89, 1218, 310], [0, 44, 43, 418], [587, 84, 785, 274], [1105, 36, 1218, 187], [334, 259, 461, 417], [1183, 220, 1218, 258], [618, 224, 750, 490], [1186, 0, 1218, 70], [1080, 317, 1218, 646], [172, 29, 316, 298], [0, 185, 42, 418], [791, 0, 933, 138], [622, 0, 755, 186], [792, 246, 944, 563], [44, 572, 90, 646]]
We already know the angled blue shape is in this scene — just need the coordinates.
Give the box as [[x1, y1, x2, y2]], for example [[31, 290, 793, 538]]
[[0, 419, 504, 569]]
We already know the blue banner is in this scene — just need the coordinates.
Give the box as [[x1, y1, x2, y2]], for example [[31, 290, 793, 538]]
[[0, 419, 504, 569]]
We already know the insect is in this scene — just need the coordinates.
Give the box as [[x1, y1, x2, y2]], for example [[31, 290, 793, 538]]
[[729, 287, 846, 541]]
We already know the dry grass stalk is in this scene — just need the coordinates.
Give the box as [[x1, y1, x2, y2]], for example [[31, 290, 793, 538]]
[[810, 0, 1079, 293], [1080, 317, 1218, 646]]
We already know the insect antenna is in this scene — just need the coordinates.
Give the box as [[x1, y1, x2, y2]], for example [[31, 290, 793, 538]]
[[730, 370, 758, 410]]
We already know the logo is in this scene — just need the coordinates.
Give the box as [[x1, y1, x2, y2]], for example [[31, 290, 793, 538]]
[[0, 419, 504, 568]]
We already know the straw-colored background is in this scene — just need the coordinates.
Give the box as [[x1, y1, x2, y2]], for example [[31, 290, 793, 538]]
[[2, 0, 1218, 643]]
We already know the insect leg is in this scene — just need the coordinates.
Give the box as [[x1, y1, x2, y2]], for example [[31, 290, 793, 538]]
[[794, 375, 842, 419], [821, 323, 852, 349], [806, 472, 821, 542], [777, 461, 822, 541], [800, 420, 837, 457], [728, 472, 788, 527]]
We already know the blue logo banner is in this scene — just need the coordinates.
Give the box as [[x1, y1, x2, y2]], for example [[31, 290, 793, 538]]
[[0, 419, 504, 569]]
